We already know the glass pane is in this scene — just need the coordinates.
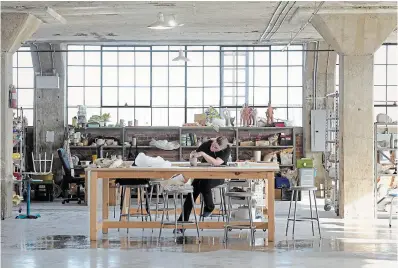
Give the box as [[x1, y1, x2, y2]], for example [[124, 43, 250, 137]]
[[85, 51, 101, 65], [223, 69, 234, 83], [86, 108, 101, 122], [387, 45, 397, 64], [187, 108, 204, 123], [152, 108, 168, 126], [288, 108, 302, 126], [118, 67, 134, 87], [13, 69, 17, 86], [374, 65, 386, 85], [67, 66, 84, 86], [102, 87, 118, 106], [204, 67, 220, 86], [187, 67, 203, 87], [68, 108, 78, 124], [169, 46, 183, 66], [271, 67, 287, 86], [17, 89, 34, 108], [223, 97, 234, 106], [152, 87, 168, 107], [288, 87, 303, 107], [135, 108, 151, 126], [118, 108, 134, 122], [101, 108, 118, 125], [69, 45, 84, 51], [248, 87, 254, 105], [223, 86, 234, 96], [288, 50, 303, 65], [274, 108, 287, 121], [85, 67, 101, 86], [387, 65, 397, 85], [135, 87, 150, 105], [237, 69, 246, 84], [135, 67, 150, 86], [374, 45, 386, 64], [254, 87, 269, 105], [152, 67, 168, 87], [118, 87, 134, 106], [85, 87, 101, 106], [17, 51, 33, 67], [102, 67, 118, 86], [23, 109, 34, 126], [288, 67, 303, 86], [204, 88, 220, 106], [135, 52, 150, 65], [169, 87, 185, 107], [102, 51, 118, 65], [271, 87, 287, 107], [85, 45, 100, 51], [204, 52, 219, 66], [169, 67, 185, 86], [152, 46, 168, 51], [187, 52, 203, 66], [254, 51, 269, 65], [118, 51, 134, 65], [223, 53, 235, 66], [387, 86, 397, 102], [152, 52, 168, 66], [68, 87, 84, 106], [374, 86, 386, 103], [13, 52, 18, 67], [387, 107, 398, 122], [335, 65, 339, 85], [271, 51, 287, 65], [169, 108, 185, 126], [254, 67, 269, 86], [237, 97, 245, 105], [18, 68, 34, 88], [68, 51, 84, 65], [187, 87, 203, 107]]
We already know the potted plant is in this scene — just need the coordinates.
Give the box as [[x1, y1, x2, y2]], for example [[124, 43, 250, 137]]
[[101, 113, 111, 127]]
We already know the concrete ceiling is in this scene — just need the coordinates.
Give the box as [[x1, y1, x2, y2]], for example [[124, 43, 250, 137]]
[[1, 1, 397, 45]]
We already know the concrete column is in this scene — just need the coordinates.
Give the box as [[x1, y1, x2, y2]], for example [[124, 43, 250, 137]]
[[31, 43, 67, 184], [0, 13, 41, 219], [312, 13, 397, 219], [303, 42, 337, 194]]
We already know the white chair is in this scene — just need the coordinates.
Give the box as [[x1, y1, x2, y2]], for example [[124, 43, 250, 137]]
[[388, 190, 398, 228]]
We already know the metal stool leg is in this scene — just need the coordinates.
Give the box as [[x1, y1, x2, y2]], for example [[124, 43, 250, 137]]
[[389, 197, 395, 228], [218, 188, 223, 222], [191, 192, 200, 240], [200, 194, 204, 222], [156, 184, 160, 220], [222, 187, 227, 222], [224, 195, 233, 243], [159, 193, 166, 240], [285, 189, 294, 236], [180, 193, 185, 240], [144, 186, 152, 222], [313, 190, 322, 238], [139, 187, 144, 223], [166, 193, 170, 221], [247, 196, 254, 244], [118, 186, 126, 232], [309, 190, 314, 236], [173, 193, 178, 242], [127, 187, 131, 234], [292, 190, 298, 238]]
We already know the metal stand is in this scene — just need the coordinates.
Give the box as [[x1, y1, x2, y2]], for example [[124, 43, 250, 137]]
[[323, 91, 339, 216], [15, 175, 42, 219]]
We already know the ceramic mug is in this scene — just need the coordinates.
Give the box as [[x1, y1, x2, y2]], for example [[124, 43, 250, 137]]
[[128, 121, 133, 126], [113, 141, 118, 146], [95, 138, 105, 146], [106, 139, 114, 145]]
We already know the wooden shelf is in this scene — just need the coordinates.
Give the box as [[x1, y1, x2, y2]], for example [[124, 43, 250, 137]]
[[239, 146, 293, 149]]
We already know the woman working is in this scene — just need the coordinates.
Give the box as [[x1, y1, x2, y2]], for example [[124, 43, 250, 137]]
[[176, 136, 231, 232]]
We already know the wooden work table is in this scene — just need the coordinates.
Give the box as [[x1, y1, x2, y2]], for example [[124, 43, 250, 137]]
[[86, 163, 278, 242]]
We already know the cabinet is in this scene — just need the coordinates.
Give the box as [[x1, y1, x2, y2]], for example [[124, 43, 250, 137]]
[[311, 110, 326, 152]]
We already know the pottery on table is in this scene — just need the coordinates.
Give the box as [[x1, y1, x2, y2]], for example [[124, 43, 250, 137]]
[[113, 141, 118, 146], [105, 139, 114, 146], [95, 138, 105, 146]]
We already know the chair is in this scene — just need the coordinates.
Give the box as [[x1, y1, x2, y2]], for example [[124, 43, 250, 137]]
[[388, 190, 398, 228], [57, 148, 85, 204], [200, 184, 228, 222], [285, 168, 321, 238]]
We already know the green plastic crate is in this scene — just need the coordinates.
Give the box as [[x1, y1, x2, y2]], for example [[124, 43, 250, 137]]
[[297, 158, 314, 169]]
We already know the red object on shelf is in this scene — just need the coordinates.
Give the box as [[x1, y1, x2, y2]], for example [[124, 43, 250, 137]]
[[274, 122, 285, 127], [13, 172, 22, 180]]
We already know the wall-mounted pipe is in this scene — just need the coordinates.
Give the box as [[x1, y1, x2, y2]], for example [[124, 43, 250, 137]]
[[313, 41, 319, 110], [262, 1, 290, 41], [258, 1, 283, 42], [265, 1, 296, 41]]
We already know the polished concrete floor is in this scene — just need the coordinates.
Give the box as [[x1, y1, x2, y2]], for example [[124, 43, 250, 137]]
[[1, 200, 397, 268]]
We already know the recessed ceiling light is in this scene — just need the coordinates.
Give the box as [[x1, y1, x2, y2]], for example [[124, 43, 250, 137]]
[[147, 12, 172, 30]]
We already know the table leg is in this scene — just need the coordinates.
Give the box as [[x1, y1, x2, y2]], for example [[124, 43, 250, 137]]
[[89, 171, 98, 241], [267, 172, 275, 242], [102, 178, 109, 234]]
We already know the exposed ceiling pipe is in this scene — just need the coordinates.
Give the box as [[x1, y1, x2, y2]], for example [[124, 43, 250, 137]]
[[265, 1, 296, 41], [261, 1, 290, 41], [258, 1, 283, 42], [282, 1, 325, 51], [32, 43, 42, 76]]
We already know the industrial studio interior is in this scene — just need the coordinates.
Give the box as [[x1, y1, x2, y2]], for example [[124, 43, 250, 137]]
[[1, 1, 397, 268]]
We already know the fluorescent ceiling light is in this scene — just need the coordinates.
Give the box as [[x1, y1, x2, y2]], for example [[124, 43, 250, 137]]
[[46, 6, 67, 24], [147, 12, 172, 30], [172, 48, 190, 62], [168, 15, 184, 27]]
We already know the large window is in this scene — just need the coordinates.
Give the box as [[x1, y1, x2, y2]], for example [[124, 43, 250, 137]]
[[13, 47, 34, 126], [67, 45, 304, 126], [336, 44, 397, 122]]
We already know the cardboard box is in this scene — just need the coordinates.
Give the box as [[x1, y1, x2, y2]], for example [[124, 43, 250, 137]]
[[194, 114, 206, 125]]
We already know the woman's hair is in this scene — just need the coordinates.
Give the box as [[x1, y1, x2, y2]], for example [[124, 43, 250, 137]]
[[215, 136, 229, 150]]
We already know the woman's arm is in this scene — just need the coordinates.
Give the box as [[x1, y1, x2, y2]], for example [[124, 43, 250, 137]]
[[195, 151, 224, 166]]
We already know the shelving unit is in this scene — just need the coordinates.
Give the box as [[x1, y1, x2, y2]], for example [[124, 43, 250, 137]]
[[323, 91, 340, 215], [374, 122, 397, 216], [69, 126, 299, 168]]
